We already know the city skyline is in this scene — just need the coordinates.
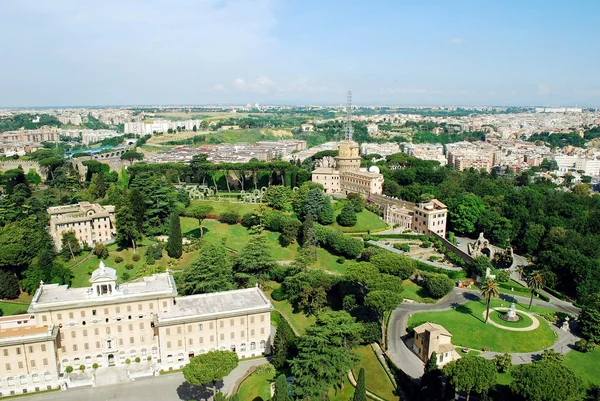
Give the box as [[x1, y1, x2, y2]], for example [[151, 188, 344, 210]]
[[1, 0, 599, 107]]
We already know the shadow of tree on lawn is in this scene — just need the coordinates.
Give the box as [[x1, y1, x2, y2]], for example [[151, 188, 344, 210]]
[[176, 380, 224, 401]]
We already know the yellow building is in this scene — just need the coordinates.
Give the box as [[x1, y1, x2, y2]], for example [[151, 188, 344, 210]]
[[0, 263, 273, 396], [412, 322, 459, 367], [47, 202, 116, 250]]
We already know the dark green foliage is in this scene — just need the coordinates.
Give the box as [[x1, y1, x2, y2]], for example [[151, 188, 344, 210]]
[[115, 204, 141, 252], [182, 350, 238, 396], [166, 212, 182, 258], [219, 210, 240, 225], [493, 353, 512, 373], [540, 349, 564, 363], [423, 274, 454, 298], [120, 150, 144, 164], [125, 264, 134, 270], [283, 270, 334, 315], [370, 251, 415, 279], [184, 204, 214, 238], [132, 254, 141, 262], [0, 270, 20, 299], [425, 352, 438, 373], [264, 185, 293, 210], [60, 231, 81, 260], [574, 339, 595, 353], [272, 312, 298, 370], [176, 188, 190, 207], [586, 385, 600, 401], [347, 193, 366, 212], [234, 236, 275, 281], [496, 270, 510, 282], [93, 243, 109, 259], [122, 271, 131, 281], [337, 201, 357, 227], [241, 212, 259, 228], [178, 243, 234, 295], [579, 294, 600, 343], [510, 362, 584, 401], [273, 374, 289, 401], [393, 243, 410, 252], [313, 224, 364, 258], [318, 195, 334, 225], [114, 256, 124, 264], [353, 368, 367, 401], [301, 188, 325, 221], [421, 357, 443, 401], [470, 256, 493, 278], [443, 357, 497, 400], [129, 173, 179, 235], [280, 219, 300, 247]]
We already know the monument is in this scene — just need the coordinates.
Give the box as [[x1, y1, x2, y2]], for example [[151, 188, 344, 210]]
[[500, 302, 521, 323]]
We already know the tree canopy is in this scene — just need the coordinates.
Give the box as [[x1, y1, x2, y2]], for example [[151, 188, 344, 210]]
[[178, 243, 234, 295], [510, 362, 584, 401]]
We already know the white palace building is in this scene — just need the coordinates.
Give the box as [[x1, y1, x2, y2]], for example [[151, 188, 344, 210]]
[[0, 263, 273, 397]]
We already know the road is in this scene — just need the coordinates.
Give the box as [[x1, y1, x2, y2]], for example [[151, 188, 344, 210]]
[[386, 288, 580, 381], [20, 358, 267, 401]]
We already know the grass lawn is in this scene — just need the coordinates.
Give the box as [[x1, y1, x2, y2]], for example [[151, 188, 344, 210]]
[[0, 301, 30, 316], [488, 310, 535, 329], [352, 346, 398, 401], [563, 346, 600, 387], [407, 299, 557, 353], [266, 282, 316, 334], [188, 200, 261, 216], [332, 208, 388, 233], [70, 238, 171, 288], [402, 279, 436, 303], [236, 369, 274, 401], [454, 346, 481, 357]]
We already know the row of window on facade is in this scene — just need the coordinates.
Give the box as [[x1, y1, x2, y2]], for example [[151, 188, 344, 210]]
[[165, 328, 266, 349], [45, 302, 160, 322], [4, 358, 50, 371], [164, 315, 265, 336], [2, 344, 47, 357], [0, 372, 53, 387], [61, 348, 158, 364]]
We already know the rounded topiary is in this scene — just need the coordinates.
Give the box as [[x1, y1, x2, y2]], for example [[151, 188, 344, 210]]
[[135, 357, 141, 363], [65, 366, 73, 373], [574, 339, 595, 353], [125, 358, 131, 364], [122, 272, 131, 281], [270, 287, 285, 302], [336, 257, 346, 264], [132, 254, 141, 262], [92, 363, 99, 369], [125, 263, 134, 270], [79, 365, 85, 371], [114, 256, 124, 264], [147, 356, 152, 361]]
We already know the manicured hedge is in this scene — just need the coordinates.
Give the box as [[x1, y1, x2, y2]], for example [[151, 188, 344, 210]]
[[371, 233, 429, 240]]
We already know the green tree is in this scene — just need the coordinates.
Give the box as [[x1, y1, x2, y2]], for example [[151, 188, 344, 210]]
[[540, 349, 564, 363], [424, 274, 454, 299], [166, 212, 182, 258], [280, 218, 299, 247], [421, 352, 443, 401], [273, 374, 290, 401], [120, 150, 144, 165], [347, 193, 366, 212], [186, 204, 214, 239], [352, 367, 367, 401], [234, 236, 275, 283], [301, 188, 325, 221], [526, 273, 544, 310], [178, 243, 234, 295], [283, 270, 334, 315], [493, 353, 512, 373], [182, 350, 239, 398], [115, 205, 141, 253], [272, 315, 297, 370], [128, 189, 146, 233], [443, 356, 497, 401], [60, 231, 81, 260], [337, 201, 357, 227], [448, 193, 485, 234], [579, 293, 600, 343], [88, 172, 107, 200], [370, 251, 415, 279], [318, 195, 334, 225], [480, 278, 499, 323], [93, 243, 109, 259], [470, 255, 493, 278], [365, 289, 403, 348], [291, 311, 362, 399], [264, 185, 293, 210], [510, 362, 584, 401], [0, 270, 20, 299], [425, 351, 438, 373]]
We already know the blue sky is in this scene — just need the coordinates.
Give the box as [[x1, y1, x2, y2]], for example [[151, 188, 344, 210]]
[[1, 0, 598, 107]]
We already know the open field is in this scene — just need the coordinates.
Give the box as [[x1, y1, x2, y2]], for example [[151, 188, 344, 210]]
[[401, 279, 436, 303], [331, 206, 388, 233], [0, 301, 30, 316], [352, 345, 398, 400], [407, 299, 557, 353], [188, 199, 261, 216], [563, 346, 600, 387], [236, 365, 274, 401]]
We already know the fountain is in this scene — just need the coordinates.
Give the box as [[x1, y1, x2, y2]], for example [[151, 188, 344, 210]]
[[499, 302, 522, 323]]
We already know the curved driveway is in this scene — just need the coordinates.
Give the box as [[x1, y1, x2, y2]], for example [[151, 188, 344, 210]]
[[386, 288, 580, 381]]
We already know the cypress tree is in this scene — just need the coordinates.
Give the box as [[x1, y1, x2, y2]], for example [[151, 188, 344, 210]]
[[273, 374, 289, 401], [166, 212, 182, 258], [425, 351, 438, 373], [337, 201, 357, 227], [353, 367, 367, 401], [318, 195, 334, 225]]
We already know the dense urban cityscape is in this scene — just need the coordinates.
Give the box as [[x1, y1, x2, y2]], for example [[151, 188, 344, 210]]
[[1, 1, 599, 401]]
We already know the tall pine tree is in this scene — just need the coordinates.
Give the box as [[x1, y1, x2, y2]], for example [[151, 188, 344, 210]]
[[353, 367, 367, 401], [273, 374, 290, 401], [166, 212, 182, 258], [337, 201, 357, 227], [318, 195, 334, 225], [178, 243, 234, 295]]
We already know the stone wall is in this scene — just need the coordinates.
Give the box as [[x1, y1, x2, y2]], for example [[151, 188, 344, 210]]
[[429, 232, 473, 264]]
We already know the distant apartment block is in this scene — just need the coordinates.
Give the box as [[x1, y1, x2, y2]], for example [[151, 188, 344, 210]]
[[123, 119, 200, 135], [48, 202, 116, 250]]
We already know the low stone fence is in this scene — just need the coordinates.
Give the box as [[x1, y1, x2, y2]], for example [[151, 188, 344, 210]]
[[430, 232, 473, 264]]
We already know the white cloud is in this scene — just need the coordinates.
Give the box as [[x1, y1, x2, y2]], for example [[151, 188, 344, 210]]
[[451, 38, 463, 45], [538, 84, 550, 95]]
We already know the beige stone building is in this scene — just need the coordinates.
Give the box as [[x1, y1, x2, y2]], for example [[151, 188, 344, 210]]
[[0, 263, 273, 396], [311, 140, 384, 196], [48, 202, 116, 250], [411, 322, 459, 367], [370, 194, 448, 237]]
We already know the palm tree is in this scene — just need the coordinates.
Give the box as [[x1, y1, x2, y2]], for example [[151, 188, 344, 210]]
[[480, 278, 499, 323], [526, 273, 544, 310], [516, 266, 524, 281]]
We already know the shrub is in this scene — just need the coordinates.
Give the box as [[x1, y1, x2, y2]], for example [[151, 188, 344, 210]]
[[424, 273, 455, 299], [65, 366, 73, 373], [147, 356, 152, 361], [220, 210, 240, 225], [393, 243, 410, 252], [574, 339, 595, 353], [132, 253, 141, 262], [146, 244, 162, 265], [93, 243, 109, 259], [125, 358, 131, 364], [271, 287, 286, 302], [421, 240, 432, 248], [125, 263, 134, 270], [336, 257, 346, 264], [255, 363, 276, 375], [114, 256, 124, 264], [135, 357, 141, 363], [242, 212, 259, 228], [337, 201, 357, 227], [429, 255, 440, 262], [493, 353, 512, 373], [0, 270, 20, 299], [92, 363, 99, 369], [79, 364, 85, 371], [497, 270, 510, 282], [121, 272, 130, 281]]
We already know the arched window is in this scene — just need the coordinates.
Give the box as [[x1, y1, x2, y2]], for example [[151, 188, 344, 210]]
[[260, 340, 266, 349], [20, 375, 27, 385], [240, 343, 246, 352], [32, 374, 40, 383]]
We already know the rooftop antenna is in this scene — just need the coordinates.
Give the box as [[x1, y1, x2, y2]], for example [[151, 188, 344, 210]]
[[345, 90, 354, 141]]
